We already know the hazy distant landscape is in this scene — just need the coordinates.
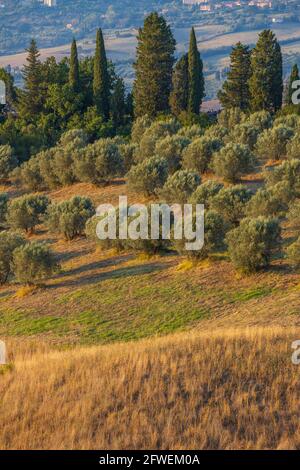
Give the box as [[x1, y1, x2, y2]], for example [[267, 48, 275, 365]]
[[2, 0, 300, 98], [2, 22, 300, 98]]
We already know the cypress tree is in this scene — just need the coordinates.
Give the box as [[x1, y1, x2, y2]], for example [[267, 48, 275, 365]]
[[93, 28, 110, 120], [169, 54, 189, 117], [188, 27, 204, 115], [286, 64, 300, 105], [69, 38, 80, 92], [110, 77, 126, 128], [218, 42, 252, 111], [249, 30, 283, 113], [20, 39, 43, 117], [133, 12, 176, 118]]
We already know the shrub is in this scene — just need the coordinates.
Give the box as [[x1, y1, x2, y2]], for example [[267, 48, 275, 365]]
[[228, 123, 260, 150], [47, 196, 95, 240], [155, 135, 190, 173], [226, 217, 281, 273], [246, 188, 286, 217], [0, 145, 17, 181], [0, 193, 8, 225], [174, 210, 226, 260], [158, 170, 200, 204], [7, 195, 50, 233], [189, 181, 224, 208], [74, 139, 124, 185], [210, 185, 253, 226], [211, 143, 256, 183], [255, 125, 294, 161], [127, 157, 168, 196], [183, 136, 222, 174], [12, 242, 60, 285], [286, 237, 300, 268], [265, 159, 300, 199], [0, 232, 25, 284], [218, 107, 246, 130]]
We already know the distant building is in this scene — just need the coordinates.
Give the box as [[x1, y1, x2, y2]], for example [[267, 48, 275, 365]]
[[44, 0, 57, 7]]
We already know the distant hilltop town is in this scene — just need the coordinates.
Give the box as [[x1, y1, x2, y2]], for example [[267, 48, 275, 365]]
[[183, 0, 273, 11]]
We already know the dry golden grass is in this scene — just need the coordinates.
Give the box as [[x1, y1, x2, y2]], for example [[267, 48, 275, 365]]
[[1, 327, 300, 450]]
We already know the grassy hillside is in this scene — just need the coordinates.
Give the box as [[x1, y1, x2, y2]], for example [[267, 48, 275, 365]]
[[1, 327, 299, 450], [0, 179, 299, 346]]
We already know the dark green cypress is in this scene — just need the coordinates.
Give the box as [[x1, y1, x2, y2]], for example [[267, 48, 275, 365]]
[[110, 77, 126, 128], [169, 54, 189, 117], [188, 27, 204, 115], [93, 28, 110, 120], [133, 12, 176, 118], [249, 30, 283, 113], [218, 42, 252, 111], [286, 64, 300, 105], [69, 38, 80, 92], [20, 39, 43, 117]]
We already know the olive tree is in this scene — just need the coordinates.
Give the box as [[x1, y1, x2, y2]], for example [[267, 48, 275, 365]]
[[14, 156, 44, 191], [174, 210, 226, 260], [265, 159, 300, 199], [228, 123, 260, 150], [246, 111, 272, 132], [127, 157, 168, 196], [74, 139, 124, 185], [211, 143, 256, 183], [137, 119, 180, 160], [0, 145, 17, 181], [210, 185, 253, 226], [189, 181, 224, 208], [246, 188, 286, 217], [287, 132, 300, 160], [155, 135, 190, 173], [287, 199, 300, 231], [226, 217, 281, 273], [47, 196, 95, 240], [0, 231, 25, 284], [158, 170, 200, 203], [183, 136, 222, 174], [0, 193, 8, 226], [7, 194, 50, 233], [286, 237, 300, 268], [218, 107, 246, 130], [12, 242, 60, 285], [255, 125, 294, 161]]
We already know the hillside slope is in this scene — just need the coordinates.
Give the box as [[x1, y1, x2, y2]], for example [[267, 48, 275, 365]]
[[1, 327, 300, 450], [0, 181, 299, 346]]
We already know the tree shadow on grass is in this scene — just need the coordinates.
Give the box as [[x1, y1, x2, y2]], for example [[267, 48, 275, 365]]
[[48, 261, 167, 289], [57, 247, 94, 263], [59, 255, 133, 277]]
